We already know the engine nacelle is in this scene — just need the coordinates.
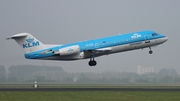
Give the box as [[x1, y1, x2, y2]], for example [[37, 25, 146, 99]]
[[54, 45, 80, 56]]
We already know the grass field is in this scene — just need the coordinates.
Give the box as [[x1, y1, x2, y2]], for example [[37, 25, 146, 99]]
[[1, 91, 180, 101], [1, 84, 180, 88]]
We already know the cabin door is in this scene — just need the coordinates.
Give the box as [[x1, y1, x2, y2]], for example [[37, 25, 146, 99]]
[[144, 35, 150, 43]]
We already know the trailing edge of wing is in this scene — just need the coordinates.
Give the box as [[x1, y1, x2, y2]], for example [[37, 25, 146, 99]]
[[84, 47, 112, 53], [95, 47, 112, 52]]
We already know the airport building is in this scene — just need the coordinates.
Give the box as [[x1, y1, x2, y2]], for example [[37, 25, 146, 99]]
[[137, 66, 154, 75]]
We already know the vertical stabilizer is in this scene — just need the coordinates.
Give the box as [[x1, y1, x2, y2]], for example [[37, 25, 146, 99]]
[[7, 33, 46, 53]]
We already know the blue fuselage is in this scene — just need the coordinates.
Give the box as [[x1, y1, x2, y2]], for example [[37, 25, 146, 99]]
[[24, 30, 168, 60]]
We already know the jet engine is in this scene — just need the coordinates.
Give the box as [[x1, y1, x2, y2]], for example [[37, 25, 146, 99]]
[[53, 45, 80, 56]]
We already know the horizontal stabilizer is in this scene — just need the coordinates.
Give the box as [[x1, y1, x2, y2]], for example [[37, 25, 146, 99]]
[[6, 33, 28, 40]]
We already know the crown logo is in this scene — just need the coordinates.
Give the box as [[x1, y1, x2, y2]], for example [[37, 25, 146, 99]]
[[26, 38, 34, 43]]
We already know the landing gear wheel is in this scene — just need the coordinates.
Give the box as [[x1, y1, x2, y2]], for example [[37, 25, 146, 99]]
[[92, 61, 97, 66], [88, 61, 93, 66], [149, 50, 153, 54], [149, 47, 153, 54], [88, 58, 97, 66]]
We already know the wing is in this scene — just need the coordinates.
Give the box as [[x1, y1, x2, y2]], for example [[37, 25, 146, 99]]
[[84, 47, 112, 57]]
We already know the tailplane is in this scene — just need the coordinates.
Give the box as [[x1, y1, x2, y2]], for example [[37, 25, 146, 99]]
[[7, 33, 46, 53]]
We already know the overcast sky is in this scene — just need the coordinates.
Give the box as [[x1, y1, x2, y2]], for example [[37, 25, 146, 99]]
[[0, 0, 179, 73]]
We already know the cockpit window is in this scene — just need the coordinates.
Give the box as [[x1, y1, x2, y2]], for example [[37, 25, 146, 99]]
[[152, 33, 158, 36]]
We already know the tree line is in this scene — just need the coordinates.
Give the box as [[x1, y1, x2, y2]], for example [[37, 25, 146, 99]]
[[0, 65, 180, 84]]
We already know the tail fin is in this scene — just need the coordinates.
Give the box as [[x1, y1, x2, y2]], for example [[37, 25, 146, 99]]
[[7, 33, 46, 53]]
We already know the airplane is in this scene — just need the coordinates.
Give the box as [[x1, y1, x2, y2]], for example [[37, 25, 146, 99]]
[[7, 30, 168, 66]]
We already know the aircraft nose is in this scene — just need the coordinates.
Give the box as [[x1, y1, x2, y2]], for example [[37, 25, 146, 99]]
[[157, 36, 168, 44], [164, 36, 168, 42]]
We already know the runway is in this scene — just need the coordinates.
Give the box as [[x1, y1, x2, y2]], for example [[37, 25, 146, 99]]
[[1, 88, 180, 91]]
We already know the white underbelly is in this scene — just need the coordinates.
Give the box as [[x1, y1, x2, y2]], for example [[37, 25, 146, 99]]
[[111, 39, 157, 53]]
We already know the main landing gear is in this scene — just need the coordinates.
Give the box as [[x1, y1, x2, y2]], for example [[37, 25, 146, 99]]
[[149, 47, 153, 54], [89, 57, 97, 66]]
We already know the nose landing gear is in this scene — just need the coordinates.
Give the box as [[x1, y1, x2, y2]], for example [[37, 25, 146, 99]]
[[88, 57, 97, 66], [149, 47, 153, 54]]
